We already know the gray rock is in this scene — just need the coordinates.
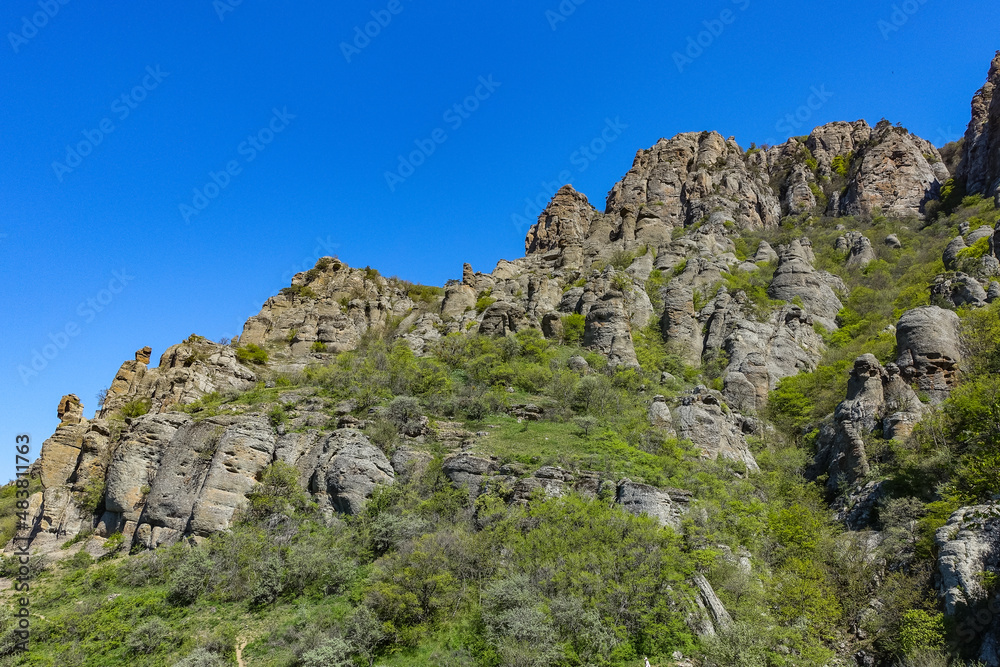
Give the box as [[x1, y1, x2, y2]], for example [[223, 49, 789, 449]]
[[584, 293, 640, 368], [674, 387, 759, 471], [957, 51, 1000, 205], [648, 395, 676, 437], [988, 281, 1000, 303], [840, 120, 948, 217], [884, 234, 902, 248], [844, 232, 877, 269], [811, 355, 924, 492], [478, 301, 526, 337], [567, 355, 590, 372], [768, 239, 843, 331], [944, 236, 968, 271], [615, 480, 685, 530], [931, 272, 989, 308], [936, 503, 1000, 666], [319, 430, 395, 515], [896, 306, 962, 403]]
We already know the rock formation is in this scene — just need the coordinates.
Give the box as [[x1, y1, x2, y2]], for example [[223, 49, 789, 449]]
[[811, 354, 925, 491], [958, 51, 1000, 204], [895, 306, 963, 404], [936, 503, 1000, 666]]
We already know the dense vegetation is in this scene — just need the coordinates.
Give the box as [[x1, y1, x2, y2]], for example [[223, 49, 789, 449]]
[[2, 197, 999, 666]]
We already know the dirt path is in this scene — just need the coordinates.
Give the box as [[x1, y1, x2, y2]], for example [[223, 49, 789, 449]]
[[236, 636, 250, 667]]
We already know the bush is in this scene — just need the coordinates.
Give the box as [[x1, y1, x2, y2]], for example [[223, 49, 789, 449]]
[[561, 313, 586, 344], [310, 341, 328, 353], [236, 344, 269, 365], [476, 296, 497, 314], [120, 398, 151, 419], [126, 617, 171, 655], [173, 648, 226, 667], [168, 548, 215, 605]]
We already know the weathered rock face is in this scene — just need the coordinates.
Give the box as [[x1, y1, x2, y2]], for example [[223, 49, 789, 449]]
[[840, 120, 949, 217], [705, 293, 826, 414], [18, 402, 395, 555], [583, 291, 639, 368], [767, 239, 844, 330], [101, 341, 256, 416], [525, 185, 598, 254], [240, 258, 415, 356], [605, 131, 781, 235], [895, 306, 963, 403], [958, 51, 1000, 204], [936, 503, 1000, 666], [673, 387, 759, 471], [811, 355, 925, 491], [842, 232, 877, 269], [615, 480, 688, 530]]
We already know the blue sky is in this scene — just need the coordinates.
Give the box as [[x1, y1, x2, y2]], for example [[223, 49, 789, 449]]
[[1, 0, 998, 483]]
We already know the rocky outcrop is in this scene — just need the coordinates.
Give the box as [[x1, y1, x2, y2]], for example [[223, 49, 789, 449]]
[[840, 121, 949, 217], [605, 131, 781, 235], [704, 293, 826, 414], [842, 232, 877, 269], [895, 306, 962, 403], [958, 51, 1000, 204], [673, 387, 759, 471], [240, 258, 415, 356], [615, 480, 689, 530], [931, 272, 990, 308], [101, 341, 256, 416], [936, 503, 1000, 666], [584, 290, 639, 368], [524, 185, 598, 254], [767, 239, 844, 330], [811, 354, 925, 491]]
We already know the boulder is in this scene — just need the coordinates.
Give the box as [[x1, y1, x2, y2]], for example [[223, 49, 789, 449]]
[[895, 306, 962, 403], [648, 395, 676, 437]]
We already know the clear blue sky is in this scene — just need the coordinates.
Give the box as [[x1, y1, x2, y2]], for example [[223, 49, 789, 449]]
[[1, 0, 998, 483]]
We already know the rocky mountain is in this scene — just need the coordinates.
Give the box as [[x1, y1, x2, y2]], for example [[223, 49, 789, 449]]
[[7, 50, 1000, 667]]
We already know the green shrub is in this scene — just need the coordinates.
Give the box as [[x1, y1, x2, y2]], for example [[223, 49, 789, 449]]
[[126, 617, 172, 655], [280, 284, 318, 299], [898, 609, 945, 655], [120, 398, 151, 418], [476, 296, 497, 314], [310, 340, 328, 352], [235, 344, 269, 365], [561, 313, 586, 344], [831, 153, 851, 177]]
